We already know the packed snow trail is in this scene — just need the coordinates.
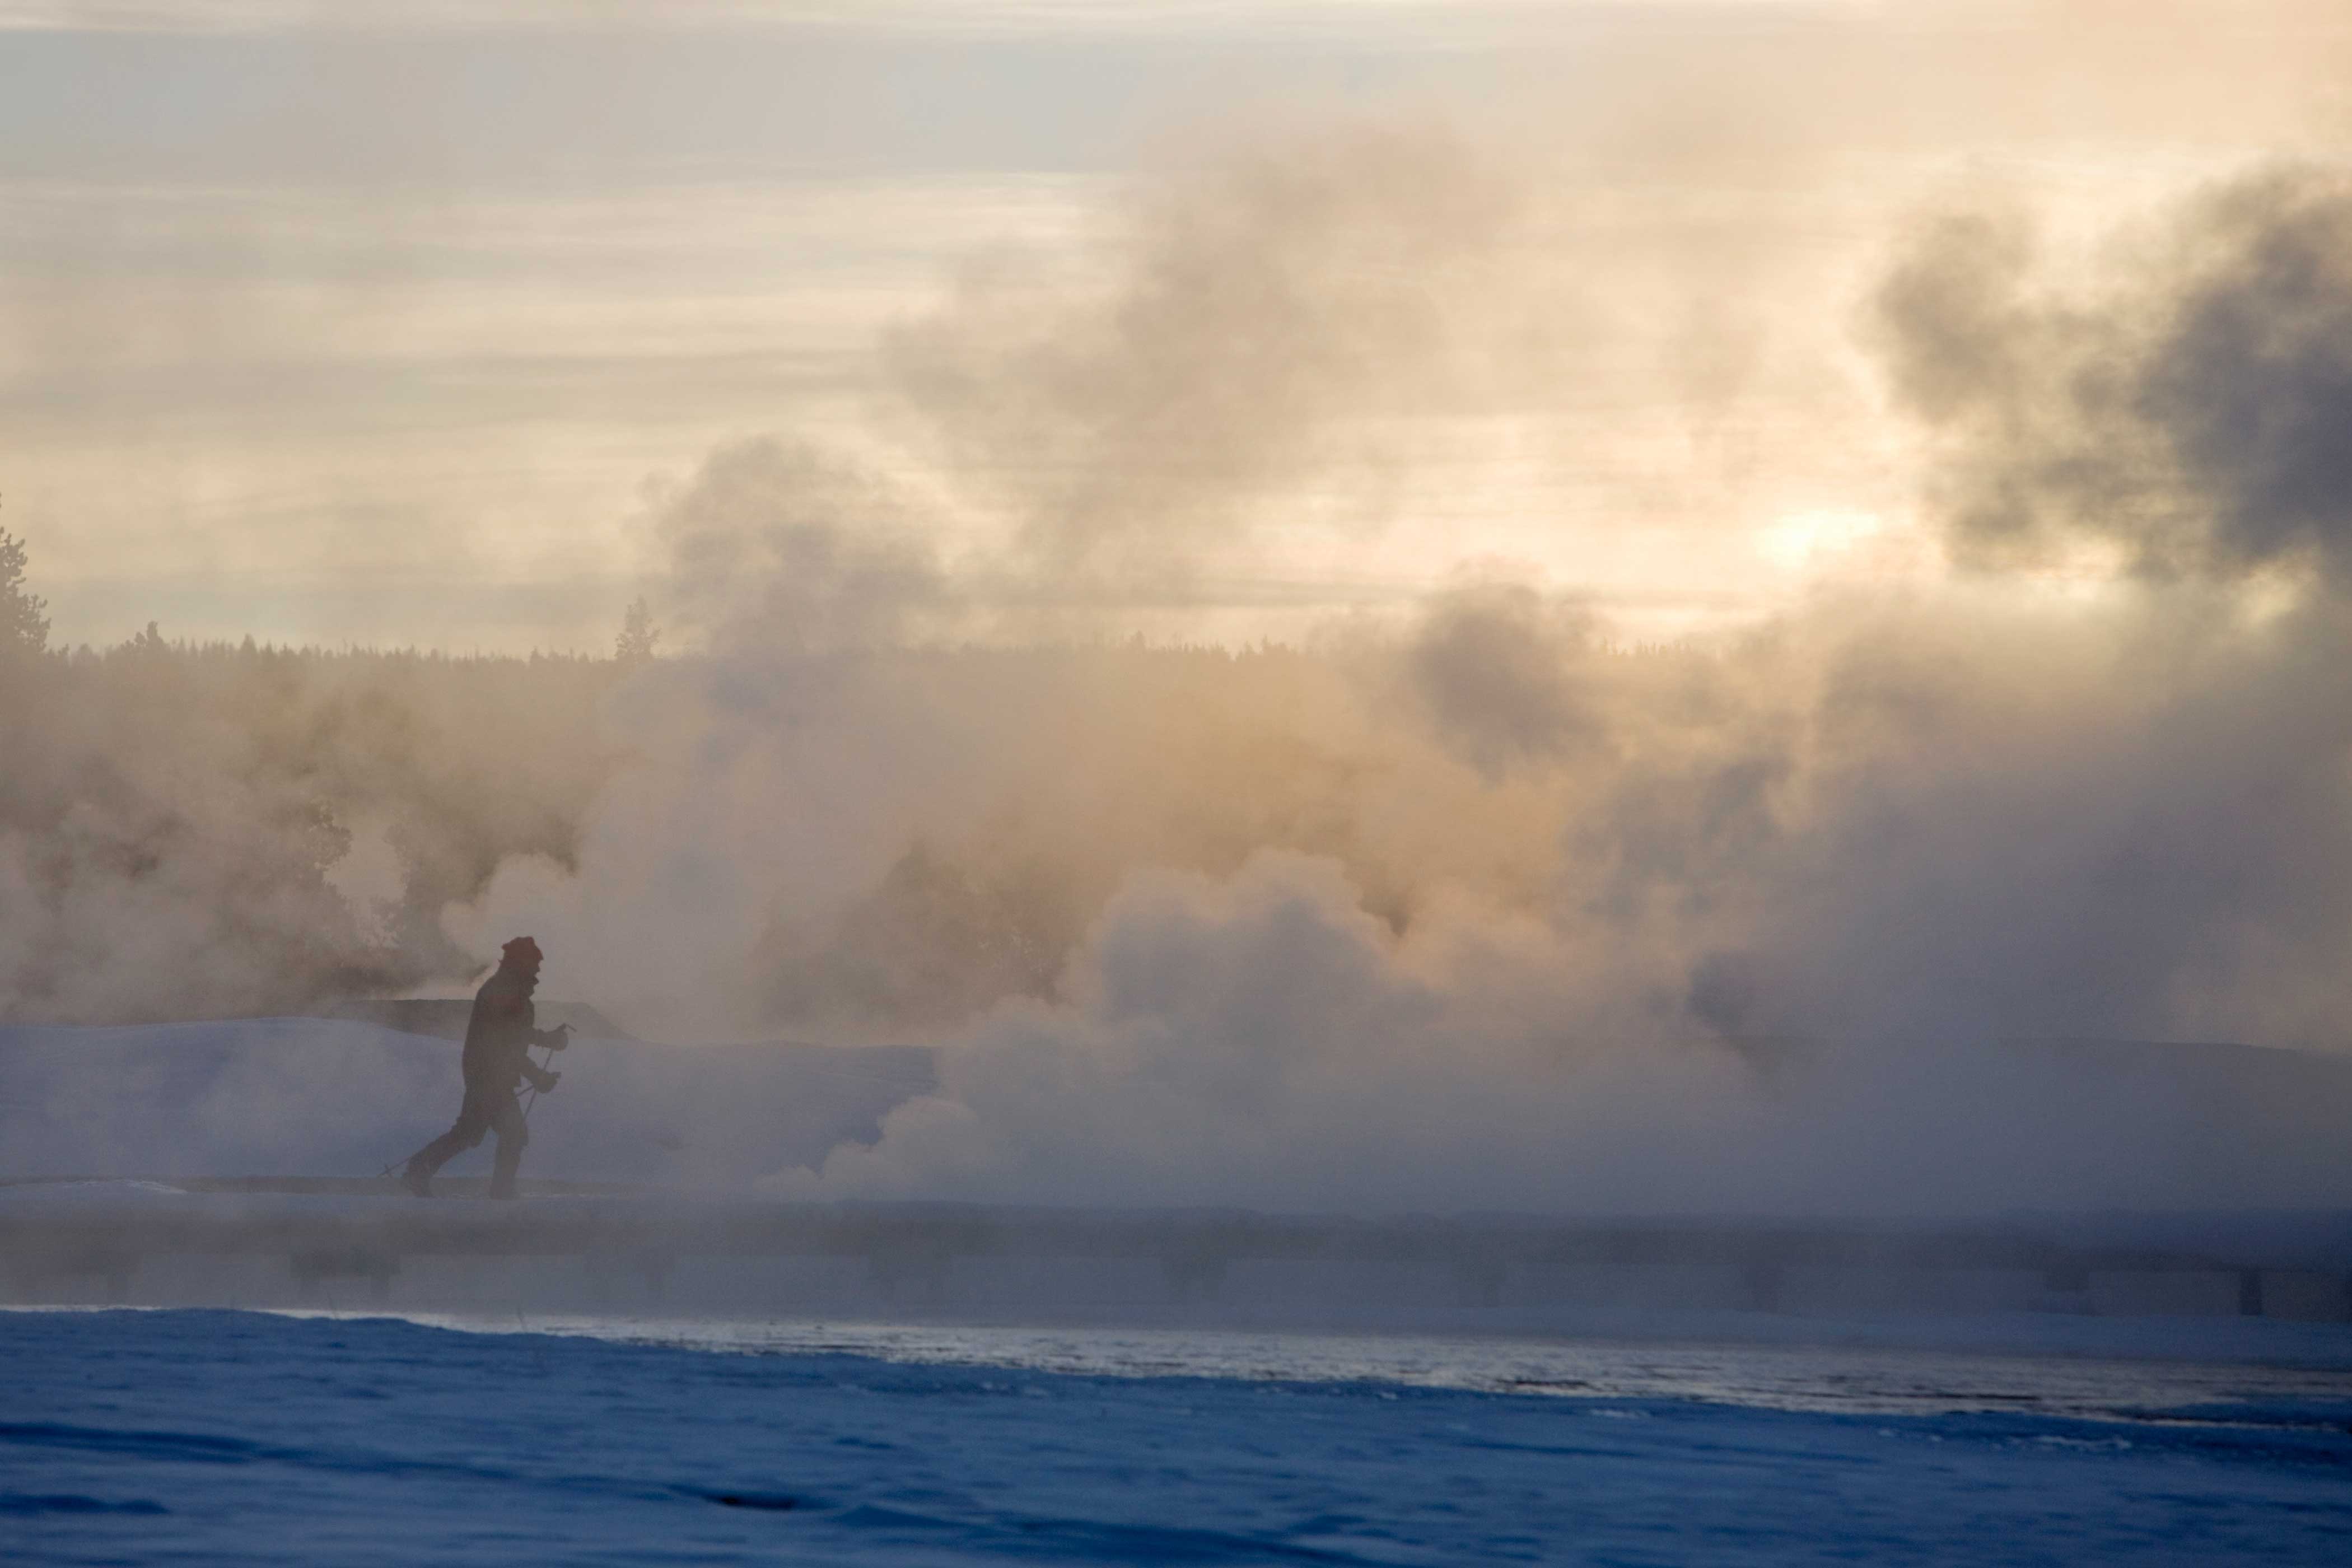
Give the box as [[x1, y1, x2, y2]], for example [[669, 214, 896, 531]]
[[6, 1309, 2350, 1565], [0, 1020, 930, 1188]]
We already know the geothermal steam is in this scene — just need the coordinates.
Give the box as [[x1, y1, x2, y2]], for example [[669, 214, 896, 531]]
[[441, 144, 2352, 1214]]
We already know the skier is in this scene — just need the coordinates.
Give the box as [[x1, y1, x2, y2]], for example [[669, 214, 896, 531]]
[[402, 936, 570, 1198]]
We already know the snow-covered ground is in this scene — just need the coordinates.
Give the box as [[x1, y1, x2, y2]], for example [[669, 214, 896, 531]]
[[10, 1019, 2352, 1561], [8, 1178, 2349, 1339], [7, 1306, 2351, 1565]]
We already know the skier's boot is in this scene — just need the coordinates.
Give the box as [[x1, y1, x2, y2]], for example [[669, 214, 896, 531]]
[[400, 1160, 432, 1198]]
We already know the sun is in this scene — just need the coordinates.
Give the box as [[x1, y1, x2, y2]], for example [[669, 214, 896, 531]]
[[1759, 508, 1890, 573]]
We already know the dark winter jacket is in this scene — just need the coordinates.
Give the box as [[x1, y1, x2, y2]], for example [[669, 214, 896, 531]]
[[460, 967, 557, 1093]]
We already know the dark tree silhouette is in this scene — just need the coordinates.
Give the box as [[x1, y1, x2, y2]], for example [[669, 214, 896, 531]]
[[1, 512, 49, 657], [615, 595, 661, 662]]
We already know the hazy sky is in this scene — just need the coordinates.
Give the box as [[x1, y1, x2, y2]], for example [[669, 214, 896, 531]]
[[4, 0, 2346, 650]]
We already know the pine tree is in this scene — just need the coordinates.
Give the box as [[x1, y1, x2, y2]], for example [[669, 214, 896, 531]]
[[615, 596, 661, 662], [0, 512, 49, 657]]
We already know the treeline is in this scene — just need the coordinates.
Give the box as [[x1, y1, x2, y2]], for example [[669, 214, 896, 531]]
[[0, 596, 633, 1023], [0, 524, 1683, 1034], [0, 582, 1380, 1028]]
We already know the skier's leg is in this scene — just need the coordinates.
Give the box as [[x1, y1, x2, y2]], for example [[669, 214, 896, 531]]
[[403, 1094, 492, 1196], [487, 1092, 530, 1199]]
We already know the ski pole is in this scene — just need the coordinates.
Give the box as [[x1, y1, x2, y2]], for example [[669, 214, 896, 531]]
[[378, 1138, 435, 1179], [519, 1044, 553, 1122]]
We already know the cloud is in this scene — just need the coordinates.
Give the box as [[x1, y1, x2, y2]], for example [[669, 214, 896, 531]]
[[656, 437, 956, 656], [888, 120, 1539, 585], [1878, 165, 2352, 584], [785, 849, 2352, 1215], [1404, 582, 1603, 779], [0, 2, 1867, 40]]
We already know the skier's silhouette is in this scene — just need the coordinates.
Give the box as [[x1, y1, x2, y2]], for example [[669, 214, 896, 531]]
[[403, 936, 570, 1198]]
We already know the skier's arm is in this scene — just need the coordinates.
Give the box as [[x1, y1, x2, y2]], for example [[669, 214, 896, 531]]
[[534, 1021, 572, 1050]]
